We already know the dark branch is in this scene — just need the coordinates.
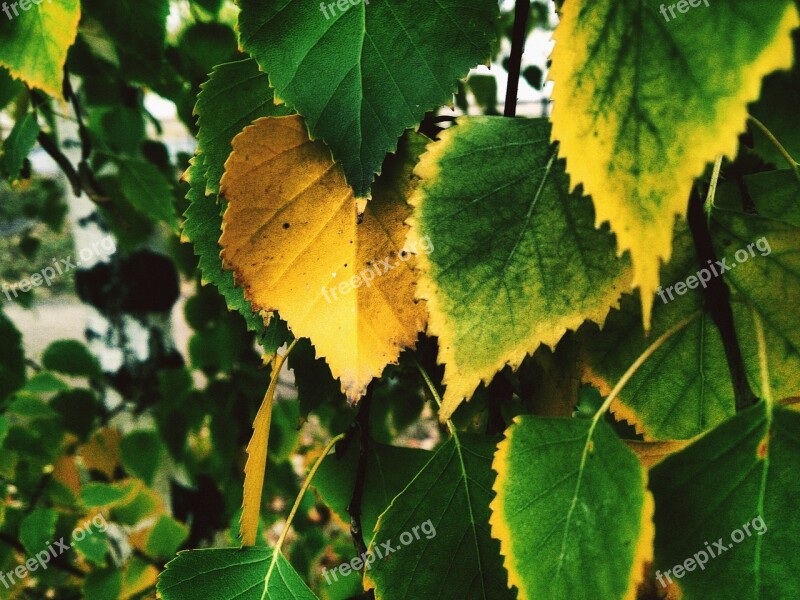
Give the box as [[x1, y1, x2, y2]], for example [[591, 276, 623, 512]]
[[687, 185, 758, 410], [346, 383, 374, 598], [504, 0, 531, 117], [36, 130, 82, 196]]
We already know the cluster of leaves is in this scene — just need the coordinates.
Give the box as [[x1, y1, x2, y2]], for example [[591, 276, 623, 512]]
[[1, 0, 800, 599]]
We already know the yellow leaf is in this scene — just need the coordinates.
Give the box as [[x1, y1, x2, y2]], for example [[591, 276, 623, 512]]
[[549, 0, 799, 329], [220, 116, 427, 401], [239, 347, 293, 547]]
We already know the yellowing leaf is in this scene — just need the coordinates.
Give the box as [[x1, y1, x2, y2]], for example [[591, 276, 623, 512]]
[[220, 116, 427, 401], [0, 0, 81, 97], [240, 348, 292, 547], [549, 0, 799, 328], [408, 117, 631, 419]]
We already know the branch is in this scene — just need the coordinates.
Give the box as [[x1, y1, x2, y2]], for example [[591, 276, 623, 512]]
[[346, 383, 374, 566], [36, 130, 82, 196], [687, 185, 758, 410], [504, 0, 531, 117], [30, 88, 109, 204]]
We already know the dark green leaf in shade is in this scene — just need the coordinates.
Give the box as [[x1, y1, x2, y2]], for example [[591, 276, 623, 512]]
[[120, 430, 164, 486], [0, 311, 25, 400], [365, 434, 513, 600], [81, 0, 170, 83], [238, 0, 499, 196], [2, 113, 39, 180], [314, 441, 432, 546], [651, 402, 800, 598], [42, 340, 102, 379]]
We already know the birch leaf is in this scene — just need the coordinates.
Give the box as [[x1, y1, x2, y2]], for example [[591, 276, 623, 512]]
[[237, 0, 499, 197], [220, 116, 427, 401], [408, 116, 631, 419], [549, 0, 799, 327], [490, 416, 654, 600]]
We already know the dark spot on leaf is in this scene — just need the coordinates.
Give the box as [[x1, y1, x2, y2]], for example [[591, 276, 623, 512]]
[[283, 223, 290, 229]]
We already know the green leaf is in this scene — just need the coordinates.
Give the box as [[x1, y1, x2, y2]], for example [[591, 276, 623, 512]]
[[81, 481, 136, 508], [21, 371, 69, 394], [120, 430, 164, 486], [467, 75, 500, 115], [2, 112, 39, 180], [651, 402, 799, 598], [72, 521, 110, 566], [19, 506, 57, 555], [0, 0, 81, 96], [0, 67, 23, 109], [313, 441, 432, 546], [157, 547, 319, 600], [196, 58, 293, 195], [365, 434, 513, 600], [116, 158, 178, 231], [144, 515, 189, 561], [51, 389, 101, 439], [580, 224, 735, 439], [490, 416, 654, 600], [712, 173, 800, 402], [238, 0, 499, 196], [177, 23, 238, 83], [408, 116, 631, 418], [84, 568, 123, 599], [0, 311, 25, 400], [549, 0, 799, 325], [81, 0, 169, 83], [42, 340, 102, 379]]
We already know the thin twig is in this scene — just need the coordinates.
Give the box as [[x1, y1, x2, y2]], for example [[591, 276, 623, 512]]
[[346, 383, 374, 598], [687, 185, 758, 410], [504, 0, 531, 117]]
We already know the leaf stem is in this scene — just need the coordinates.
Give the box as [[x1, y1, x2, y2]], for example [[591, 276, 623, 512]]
[[704, 155, 723, 217], [593, 310, 702, 427], [504, 0, 531, 117], [751, 306, 773, 405], [748, 115, 800, 183], [413, 357, 457, 437], [265, 432, 346, 586]]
